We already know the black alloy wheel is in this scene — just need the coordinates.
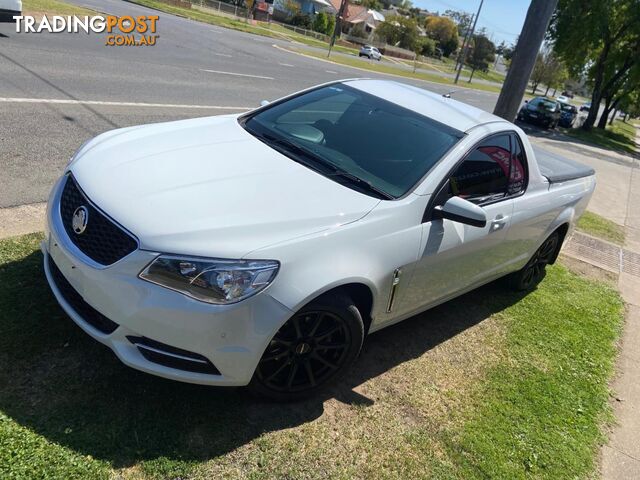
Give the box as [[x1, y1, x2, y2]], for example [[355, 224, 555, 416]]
[[509, 232, 560, 291], [249, 294, 364, 401]]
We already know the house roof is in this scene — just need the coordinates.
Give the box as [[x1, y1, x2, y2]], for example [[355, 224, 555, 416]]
[[328, 0, 381, 24]]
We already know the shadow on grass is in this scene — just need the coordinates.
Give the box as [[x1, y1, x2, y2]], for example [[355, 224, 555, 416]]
[[0, 250, 527, 469]]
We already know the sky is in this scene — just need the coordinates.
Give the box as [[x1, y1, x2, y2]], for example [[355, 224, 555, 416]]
[[413, 0, 531, 46]]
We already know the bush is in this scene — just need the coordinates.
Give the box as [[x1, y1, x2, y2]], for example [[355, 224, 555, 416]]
[[349, 23, 369, 39], [419, 37, 436, 57], [312, 12, 333, 35], [326, 13, 335, 36], [290, 13, 312, 29]]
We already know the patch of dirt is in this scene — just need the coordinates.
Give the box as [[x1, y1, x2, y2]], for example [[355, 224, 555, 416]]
[[559, 254, 619, 286]]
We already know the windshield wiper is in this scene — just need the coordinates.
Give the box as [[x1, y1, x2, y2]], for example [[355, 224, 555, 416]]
[[253, 131, 333, 173], [326, 170, 394, 200], [253, 128, 394, 200]]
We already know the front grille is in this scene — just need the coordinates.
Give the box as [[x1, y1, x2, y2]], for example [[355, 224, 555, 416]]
[[60, 175, 137, 266], [47, 254, 120, 334], [127, 336, 221, 375]]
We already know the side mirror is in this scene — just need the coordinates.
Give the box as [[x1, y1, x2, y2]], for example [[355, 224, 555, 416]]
[[524, 99, 529, 104], [260, 100, 270, 107], [433, 196, 487, 228]]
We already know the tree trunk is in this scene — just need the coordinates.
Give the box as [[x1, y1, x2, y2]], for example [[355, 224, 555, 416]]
[[597, 97, 612, 129], [468, 67, 475, 82], [609, 109, 618, 125], [582, 50, 611, 130], [545, 85, 550, 95], [531, 82, 538, 94], [552, 88, 557, 96]]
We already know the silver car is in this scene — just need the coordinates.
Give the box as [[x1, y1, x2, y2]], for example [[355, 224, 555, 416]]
[[359, 45, 381, 61]]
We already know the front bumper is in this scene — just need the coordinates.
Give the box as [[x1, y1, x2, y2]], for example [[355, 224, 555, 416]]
[[43, 175, 293, 386]]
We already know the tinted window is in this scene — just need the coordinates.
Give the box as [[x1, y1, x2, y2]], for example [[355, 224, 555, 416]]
[[449, 135, 511, 204], [243, 84, 463, 198], [529, 97, 557, 111]]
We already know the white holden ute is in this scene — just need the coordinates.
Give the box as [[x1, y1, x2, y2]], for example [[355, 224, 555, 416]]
[[43, 79, 595, 400]]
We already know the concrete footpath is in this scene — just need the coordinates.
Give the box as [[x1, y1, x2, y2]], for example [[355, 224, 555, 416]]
[[599, 129, 640, 479]]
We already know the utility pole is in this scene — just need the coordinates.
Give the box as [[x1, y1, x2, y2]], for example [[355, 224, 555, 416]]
[[454, 13, 474, 73], [493, 0, 558, 121], [328, 0, 348, 57], [454, 0, 483, 84]]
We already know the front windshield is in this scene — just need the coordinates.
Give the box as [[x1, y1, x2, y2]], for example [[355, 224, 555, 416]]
[[242, 83, 463, 198]]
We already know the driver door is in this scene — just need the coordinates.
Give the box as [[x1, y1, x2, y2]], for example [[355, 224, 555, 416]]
[[400, 133, 520, 312]]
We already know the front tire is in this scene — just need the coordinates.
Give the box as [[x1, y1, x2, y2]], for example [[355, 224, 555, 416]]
[[248, 293, 365, 401], [508, 232, 559, 291]]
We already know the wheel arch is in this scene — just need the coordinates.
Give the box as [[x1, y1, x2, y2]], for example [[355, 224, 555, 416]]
[[294, 281, 376, 335], [549, 222, 570, 264]]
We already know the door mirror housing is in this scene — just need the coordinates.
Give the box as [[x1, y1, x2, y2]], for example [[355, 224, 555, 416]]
[[260, 100, 270, 107], [524, 99, 529, 103], [433, 196, 487, 228]]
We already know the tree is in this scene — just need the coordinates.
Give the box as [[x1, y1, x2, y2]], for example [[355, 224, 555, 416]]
[[529, 49, 566, 95], [357, 0, 383, 10], [290, 12, 312, 29], [376, 16, 420, 51], [596, 62, 640, 129], [312, 12, 334, 35], [549, 0, 640, 130], [418, 37, 436, 57], [465, 33, 495, 82], [443, 9, 472, 33], [424, 16, 458, 56]]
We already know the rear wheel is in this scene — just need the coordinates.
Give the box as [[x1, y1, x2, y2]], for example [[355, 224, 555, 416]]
[[508, 232, 559, 291], [248, 293, 364, 401]]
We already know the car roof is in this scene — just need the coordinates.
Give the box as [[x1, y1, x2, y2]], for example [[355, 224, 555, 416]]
[[343, 79, 507, 133]]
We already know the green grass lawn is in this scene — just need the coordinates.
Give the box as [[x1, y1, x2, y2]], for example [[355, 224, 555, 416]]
[[577, 211, 626, 245], [566, 120, 639, 156], [22, 0, 94, 15], [0, 233, 624, 479]]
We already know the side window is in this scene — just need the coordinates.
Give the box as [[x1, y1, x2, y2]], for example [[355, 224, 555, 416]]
[[509, 134, 528, 195], [449, 134, 511, 204]]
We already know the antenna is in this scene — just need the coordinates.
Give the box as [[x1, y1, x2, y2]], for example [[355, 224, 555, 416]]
[[442, 90, 457, 98]]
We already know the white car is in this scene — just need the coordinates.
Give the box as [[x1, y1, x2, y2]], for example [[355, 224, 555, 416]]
[[556, 95, 570, 104], [0, 0, 21, 21], [43, 80, 595, 400], [359, 45, 382, 61]]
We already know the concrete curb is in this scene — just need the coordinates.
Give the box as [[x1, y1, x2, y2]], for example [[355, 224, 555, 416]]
[[0, 203, 46, 239]]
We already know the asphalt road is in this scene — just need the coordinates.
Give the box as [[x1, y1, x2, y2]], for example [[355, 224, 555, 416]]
[[0, 0, 500, 207]]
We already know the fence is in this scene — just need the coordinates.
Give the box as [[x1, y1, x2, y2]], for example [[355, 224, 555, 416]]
[[194, 0, 248, 19], [151, 0, 415, 61]]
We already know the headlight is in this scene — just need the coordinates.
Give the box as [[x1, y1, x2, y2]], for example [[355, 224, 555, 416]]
[[139, 255, 279, 304]]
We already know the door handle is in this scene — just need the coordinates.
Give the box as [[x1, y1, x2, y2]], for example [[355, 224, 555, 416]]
[[490, 215, 509, 231]]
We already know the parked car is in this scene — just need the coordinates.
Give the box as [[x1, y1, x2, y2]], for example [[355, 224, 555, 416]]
[[580, 102, 591, 112], [517, 97, 561, 129], [561, 90, 574, 99], [359, 45, 381, 61], [556, 95, 570, 104], [559, 103, 578, 128], [43, 79, 595, 400], [0, 0, 21, 21]]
